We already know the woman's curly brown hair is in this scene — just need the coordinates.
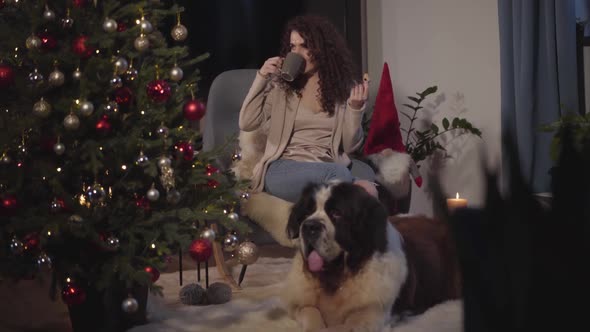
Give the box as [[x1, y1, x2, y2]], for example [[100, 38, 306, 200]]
[[279, 15, 358, 116]]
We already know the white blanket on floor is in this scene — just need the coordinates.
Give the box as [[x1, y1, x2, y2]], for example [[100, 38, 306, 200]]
[[129, 257, 462, 332]]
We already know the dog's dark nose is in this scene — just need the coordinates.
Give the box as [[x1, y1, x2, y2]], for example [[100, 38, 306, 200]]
[[302, 219, 324, 239]]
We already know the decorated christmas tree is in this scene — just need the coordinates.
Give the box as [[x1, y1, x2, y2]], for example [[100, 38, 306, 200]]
[[0, 0, 249, 329]]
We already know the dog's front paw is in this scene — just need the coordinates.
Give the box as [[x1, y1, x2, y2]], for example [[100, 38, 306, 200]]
[[296, 306, 326, 332]]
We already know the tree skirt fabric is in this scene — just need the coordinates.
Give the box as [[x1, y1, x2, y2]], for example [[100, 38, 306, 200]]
[[129, 257, 462, 332]]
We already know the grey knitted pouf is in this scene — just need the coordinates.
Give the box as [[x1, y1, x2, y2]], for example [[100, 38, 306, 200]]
[[206, 282, 232, 304], [179, 283, 207, 305]]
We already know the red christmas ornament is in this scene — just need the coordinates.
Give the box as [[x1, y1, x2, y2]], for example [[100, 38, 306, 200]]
[[144, 266, 160, 282], [188, 238, 212, 263], [135, 195, 150, 211], [173, 141, 194, 161], [207, 179, 219, 189], [183, 99, 206, 121], [205, 164, 218, 176], [117, 21, 127, 32], [72, 0, 87, 7], [38, 31, 57, 51], [23, 232, 40, 251], [0, 0, 5, 9], [95, 115, 111, 134], [62, 284, 86, 306], [71, 35, 94, 59], [113, 86, 133, 106], [1, 194, 18, 216], [0, 63, 15, 88], [146, 79, 171, 103]]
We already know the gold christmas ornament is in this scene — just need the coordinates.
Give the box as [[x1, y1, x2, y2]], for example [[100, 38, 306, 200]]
[[170, 13, 188, 41], [134, 34, 150, 52], [63, 113, 80, 130], [48, 68, 65, 87], [25, 35, 41, 50], [237, 241, 259, 265], [33, 98, 51, 118]]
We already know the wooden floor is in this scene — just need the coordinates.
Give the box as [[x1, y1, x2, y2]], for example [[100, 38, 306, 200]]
[[0, 244, 295, 332]]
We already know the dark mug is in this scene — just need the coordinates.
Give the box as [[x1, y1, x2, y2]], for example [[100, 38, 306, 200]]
[[280, 52, 305, 82]]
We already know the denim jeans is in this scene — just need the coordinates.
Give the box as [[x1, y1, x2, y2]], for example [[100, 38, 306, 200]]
[[264, 159, 375, 203]]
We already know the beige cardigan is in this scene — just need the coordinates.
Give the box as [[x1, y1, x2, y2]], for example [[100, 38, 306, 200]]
[[237, 72, 365, 192]]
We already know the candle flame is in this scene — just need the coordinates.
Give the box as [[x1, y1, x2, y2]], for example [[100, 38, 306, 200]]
[[456, 192, 460, 199]]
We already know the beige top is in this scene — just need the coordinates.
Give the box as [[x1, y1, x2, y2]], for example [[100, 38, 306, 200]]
[[282, 77, 335, 162], [238, 72, 365, 192]]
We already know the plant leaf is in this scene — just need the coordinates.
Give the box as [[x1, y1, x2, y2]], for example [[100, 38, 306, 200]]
[[442, 118, 450, 130]]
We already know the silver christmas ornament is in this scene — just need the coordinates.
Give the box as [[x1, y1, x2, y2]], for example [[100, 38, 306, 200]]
[[72, 67, 82, 80], [10, 238, 24, 255], [103, 18, 118, 33], [240, 192, 250, 200], [232, 153, 242, 161], [33, 98, 52, 118], [121, 297, 139, 313], [61, 16, 74, 29], [28, 68, 44, 84], [85, 184, 107, 203], [37, 252, 52, 268], [222, 233, 239, 252], [134, 34, 149, 52], [147, 187, 160, 201], [156, 125, 169, 137], [78, 100, 94, 117], [53, 142, 66, 155], [135, 151, 150, 167], [139, 19, 153, 33], [166, 189, 181, 205], [171, 24, 188, 41], [113, 57, 128, 75], [25, 35, 41, 50], [63, 113, 80, 130], [227, 212, 239, 222], [200, 227, 216, 242], [237, 241, 260, 265], [124, 67, 138, 82], [157, 156, 171, 169], [109, 75, 123, 88], [48, 69, 65, 87], [169, 66, 183, 82], [105, 236, 120, 250], [43, 6, 56, 21]]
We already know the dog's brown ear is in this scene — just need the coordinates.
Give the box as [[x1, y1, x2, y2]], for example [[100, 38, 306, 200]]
[[286, 183, 318, 239]]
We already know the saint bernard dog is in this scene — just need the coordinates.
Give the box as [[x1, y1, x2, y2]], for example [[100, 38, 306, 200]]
[[281, 181, 461, 332]]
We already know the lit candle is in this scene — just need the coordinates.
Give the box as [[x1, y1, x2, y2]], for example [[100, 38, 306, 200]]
[[447, 192, 468, 212]]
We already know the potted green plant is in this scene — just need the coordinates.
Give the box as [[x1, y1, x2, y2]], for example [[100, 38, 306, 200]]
[[541, 112, 590, 162]]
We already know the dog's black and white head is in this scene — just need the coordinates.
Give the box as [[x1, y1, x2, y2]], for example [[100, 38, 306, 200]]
[[287, 181, 389, 280]]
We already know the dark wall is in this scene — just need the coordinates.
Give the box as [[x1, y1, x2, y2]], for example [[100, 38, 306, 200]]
[[177, 0, 362, 99]]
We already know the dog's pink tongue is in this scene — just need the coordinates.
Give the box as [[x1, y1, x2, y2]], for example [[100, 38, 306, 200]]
[[307, 250, 324, 272]]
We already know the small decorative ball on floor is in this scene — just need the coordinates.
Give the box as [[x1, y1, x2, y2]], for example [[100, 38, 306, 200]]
[[179, 283, 207, 305], [206, 282, 232, 304]]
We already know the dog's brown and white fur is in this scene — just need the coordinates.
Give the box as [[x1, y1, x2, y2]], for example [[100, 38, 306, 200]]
[[281, 181, 461, 331], [281, 182, 408, 331]]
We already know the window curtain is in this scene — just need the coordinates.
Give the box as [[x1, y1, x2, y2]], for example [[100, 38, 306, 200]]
[[498, 0, 579, 192]]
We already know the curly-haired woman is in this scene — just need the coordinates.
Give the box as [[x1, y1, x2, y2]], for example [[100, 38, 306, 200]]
[[239, 15, 376, 202]]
